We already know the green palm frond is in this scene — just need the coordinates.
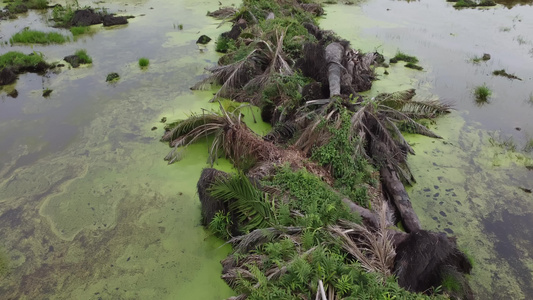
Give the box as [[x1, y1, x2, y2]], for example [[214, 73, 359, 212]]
[[209, 172, 274, 233], [375, 89, 451, 119]]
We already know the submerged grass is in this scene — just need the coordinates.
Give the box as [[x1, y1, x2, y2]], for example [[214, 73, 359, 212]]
[[10, 29, 69, 44]]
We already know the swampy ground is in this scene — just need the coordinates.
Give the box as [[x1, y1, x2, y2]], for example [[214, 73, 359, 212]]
[[0, 0, 532, 299]]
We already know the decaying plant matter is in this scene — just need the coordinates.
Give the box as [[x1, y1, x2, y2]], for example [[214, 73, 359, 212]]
[[162, 0, 472, 299]]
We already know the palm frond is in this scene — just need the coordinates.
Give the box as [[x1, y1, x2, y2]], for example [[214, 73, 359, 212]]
[[191, 49, 260, 101], [209, 172, 274, 233], [375, 89, 451, 119], [329, 203, 395, 278], [378, 106, 442, 139], [228, 226, 302, 253], [161, 112, 225, 143], [397, 99, 451, 119]]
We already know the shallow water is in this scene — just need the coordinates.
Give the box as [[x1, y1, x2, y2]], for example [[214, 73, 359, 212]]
[[0, 0, 245, 298], [322, 1, 533, 298]]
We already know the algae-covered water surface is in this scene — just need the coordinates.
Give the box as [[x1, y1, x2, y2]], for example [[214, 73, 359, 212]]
[[322, 1, 533, 298], [0, 0, 239, 298]]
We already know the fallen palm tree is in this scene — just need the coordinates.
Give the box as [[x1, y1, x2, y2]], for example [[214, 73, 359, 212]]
[[163, 0, 472, 299]]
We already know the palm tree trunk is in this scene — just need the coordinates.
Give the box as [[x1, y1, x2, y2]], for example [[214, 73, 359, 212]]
[[325, 42, 344, 97], [380, 165, 421, 232]]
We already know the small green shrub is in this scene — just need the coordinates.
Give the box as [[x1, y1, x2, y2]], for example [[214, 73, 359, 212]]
[[70, 26, 90, 36], [215, 36, 236, 53], [209, 211, 232, 239], [138, 57, 149, 67], [75, 49, 92, 64], [474, 84, 492, 104], [10, 29, 69, 44]]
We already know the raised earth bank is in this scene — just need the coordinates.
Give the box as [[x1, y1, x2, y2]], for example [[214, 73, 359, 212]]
[[162, 0, 474, 299]]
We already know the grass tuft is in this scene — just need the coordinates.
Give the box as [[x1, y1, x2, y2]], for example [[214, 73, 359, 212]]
[[473, 84, 492, 104], [10, 29, 69, 44], [138, 57, 149, 67], [75, 49, 92, 64], [70, 26, 90, 36], [390, 51, 419, 64]]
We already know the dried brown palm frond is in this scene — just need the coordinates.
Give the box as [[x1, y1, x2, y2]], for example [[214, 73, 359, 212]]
[[192, 30, 294, 104], [348, 95, 450, 183], [328, 203, 395, 278], [293, 101, 344, 155], [191, 49, 263, 101], [162, 103, 284, 166]]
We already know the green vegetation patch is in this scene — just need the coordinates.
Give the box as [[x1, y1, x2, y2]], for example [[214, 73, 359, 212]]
[[263, 166, 360, 228], [6, 0, 48, 13], [390, 51, 419, 64], [10, 29, 69, 44], [106, 72, 120, 82], [473, 84, 492, 105], [52, 5, 76, 27], [138, 57, 149, 67], [311, 107, 373, 205], [75, 49, 92, 64], [0, 51, 46, 70], [215, 35, 237, 53], [70, 26, 90, 36]]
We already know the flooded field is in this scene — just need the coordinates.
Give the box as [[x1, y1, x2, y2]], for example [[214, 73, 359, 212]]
[[0, 0, 532, 299], [0, 0, 238, 298]]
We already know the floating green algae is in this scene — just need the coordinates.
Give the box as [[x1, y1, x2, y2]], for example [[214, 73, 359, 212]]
[[0, 0, 241, 298], [405, 113, 533, 299]]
